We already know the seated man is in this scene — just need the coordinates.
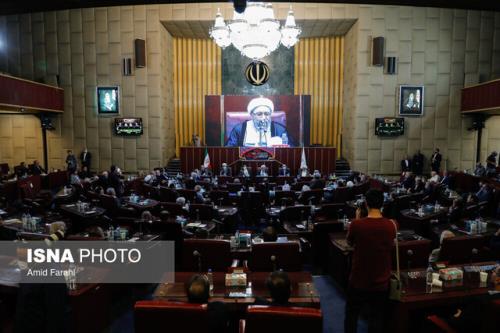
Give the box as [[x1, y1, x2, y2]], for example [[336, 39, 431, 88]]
[[282, 182, 291, 191], [16, 162, 29, 178], [476, 182, 491, 203], [262, 226, 278, 242], [200, 165, 212, 177], [255, 271, 292, 306], [239, 165, 251, 178], [219, 163, 232, 176], [257, 164, 269, 177], [429, 230, 455, 263], [429, 171, 441, 183], [309, 173, 324, 190], [186, 275, 228, 333], [30, 160, 46, 176], [278, 164, 291, 177], [474, 162, 486, 177], [297, 166, 310, 178], [401, 171, 415, 189], [194, 185, 208, 204]]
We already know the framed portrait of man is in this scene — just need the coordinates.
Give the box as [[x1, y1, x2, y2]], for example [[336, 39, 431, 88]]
[[399, 85, 424, 116]]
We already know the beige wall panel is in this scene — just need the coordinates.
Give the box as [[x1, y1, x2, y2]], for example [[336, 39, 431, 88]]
[[136, 149, 149, 170]]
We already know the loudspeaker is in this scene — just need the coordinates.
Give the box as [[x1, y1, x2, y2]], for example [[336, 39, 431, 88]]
[[135, 39, 146, 68], [40, 114, 55, 130], [385, 56, 397, 74], [123, 58, 132, 76], [372, 37, 384, 67]]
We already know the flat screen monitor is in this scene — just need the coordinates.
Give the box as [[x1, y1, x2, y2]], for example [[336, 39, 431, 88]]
[[114, 118, 143, 136], [97, 86, 119, 114], [375, 117, 404, 136]]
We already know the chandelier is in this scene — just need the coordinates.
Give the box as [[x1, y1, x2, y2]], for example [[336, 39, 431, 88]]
[[209, 2, 301, 60]]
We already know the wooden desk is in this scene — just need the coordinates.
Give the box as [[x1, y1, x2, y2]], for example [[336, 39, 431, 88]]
[[60, 204, 106, 219], [391, 262, 499, 333], [399, 208, 447, 237], [124, 197, 159, 212], [154, 271, 320, 309]]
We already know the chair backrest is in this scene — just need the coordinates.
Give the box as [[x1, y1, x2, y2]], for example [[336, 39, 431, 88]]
[[182, 239, 232, 271], [317, 203, 345, 220], [279, 206, 311, 222], [17, 175, 42, 197], [312, 221, 344, 268], [0, 163, 9, 175], [159, 187, 179, 202], [333, 186, 354, 203], [440, 235, 489, 264], [134, 301, 208, 333], [161, 202, 189, 217], [177, 189, 196, 202], [98, 194, 119, 212], [393, 239, 432, 269], [242, 305, 322, 333], [189, 204, 215, 220], [248, 242, 302, 272]]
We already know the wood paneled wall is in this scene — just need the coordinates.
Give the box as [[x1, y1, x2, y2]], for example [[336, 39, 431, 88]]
[[295, 37, 344, 155], [173, 38, 221, 156]]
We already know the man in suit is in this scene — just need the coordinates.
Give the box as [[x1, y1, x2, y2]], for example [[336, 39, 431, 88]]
[[431, 148, 442, 172], [257, 164, 269, 177], [226, 97, 294, 147], [80, 148, 91, 170], [65, 150, 77, 173], [219, 163, 232, 176], [16, 162, 29, 178], [309, 172, 325, 190], [476, 182, 491, 203], [254, 271, 292, 306], [186, 275, 229, 333], [278, 164, 291, 176], [30, 160, 46, 175], [200, 165, 212, 177], [412, 150, 424, 175], [401, 155, 412, 173], [239, 165, 251, 178]]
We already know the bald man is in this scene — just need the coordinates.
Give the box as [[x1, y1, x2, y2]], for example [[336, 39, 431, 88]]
[[225, 97, 293, 147]]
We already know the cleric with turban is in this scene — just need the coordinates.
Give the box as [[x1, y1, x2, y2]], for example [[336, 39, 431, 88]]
[[225, 97, 293, 147]]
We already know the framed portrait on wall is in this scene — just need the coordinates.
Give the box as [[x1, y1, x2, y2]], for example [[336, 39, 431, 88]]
[[399, 85, 424, 116]]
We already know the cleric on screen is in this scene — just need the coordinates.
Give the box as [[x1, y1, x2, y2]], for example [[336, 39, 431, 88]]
[[225, 97, 294, 147]]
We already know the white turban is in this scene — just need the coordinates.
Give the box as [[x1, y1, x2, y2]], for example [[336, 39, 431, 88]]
[[247, 97, 274, 114]]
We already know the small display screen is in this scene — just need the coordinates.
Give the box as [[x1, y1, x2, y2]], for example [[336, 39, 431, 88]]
[[97, 86, 119, 114], [375, 117, 404, 136], [114, 118, 143, 136]]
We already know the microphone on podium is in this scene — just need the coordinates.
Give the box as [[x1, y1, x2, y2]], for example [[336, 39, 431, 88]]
[[406, 249, 413, 270], [193, 250, 202, 273], [270, 255, 277, 272]]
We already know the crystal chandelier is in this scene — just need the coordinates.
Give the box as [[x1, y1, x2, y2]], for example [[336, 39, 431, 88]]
[[209, 2, 301, 60]]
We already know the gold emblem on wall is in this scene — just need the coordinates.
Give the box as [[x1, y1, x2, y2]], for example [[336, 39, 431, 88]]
[[245, 61, 270, 86]]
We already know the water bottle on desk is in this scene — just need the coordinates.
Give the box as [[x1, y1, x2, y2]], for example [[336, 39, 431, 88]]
[[426, 264, 434, 292], [207, 269, 214, 293]]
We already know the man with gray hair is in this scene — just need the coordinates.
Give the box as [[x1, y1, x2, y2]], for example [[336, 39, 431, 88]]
[[225, 97, 293, 147]]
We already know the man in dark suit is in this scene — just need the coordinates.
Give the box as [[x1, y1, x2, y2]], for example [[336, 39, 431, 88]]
[[219, 163, 232, 176], [401, 156, 412, 173], [278, 164, 291, 176], [186, 275, 229, 333], [66, 150, 77, 173], [255, 271, 292, 306], [16, 162, 29, 178], [30, 160, 46, 175], [431, 148, 442, 172], [412, 150, 424, 175], [80, 148, 91, 170], [309, 173, 325, 190]]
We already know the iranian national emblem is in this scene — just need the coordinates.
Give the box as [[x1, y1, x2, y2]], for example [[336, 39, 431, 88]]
[[245, 61, 270, 86]]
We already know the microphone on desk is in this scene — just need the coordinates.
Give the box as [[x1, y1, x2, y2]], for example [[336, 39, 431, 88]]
[[193, 250, 202, 273], [406, 249, 413, 270], [271, 255, 277, 272], [471, 248, 478, 264]]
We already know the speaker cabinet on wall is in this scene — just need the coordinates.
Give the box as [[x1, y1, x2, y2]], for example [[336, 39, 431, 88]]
[[372, 37, 385, 67], [122, 58, 132, 76], [385, 57, 397, 74], [135, 39, 146, 68]]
